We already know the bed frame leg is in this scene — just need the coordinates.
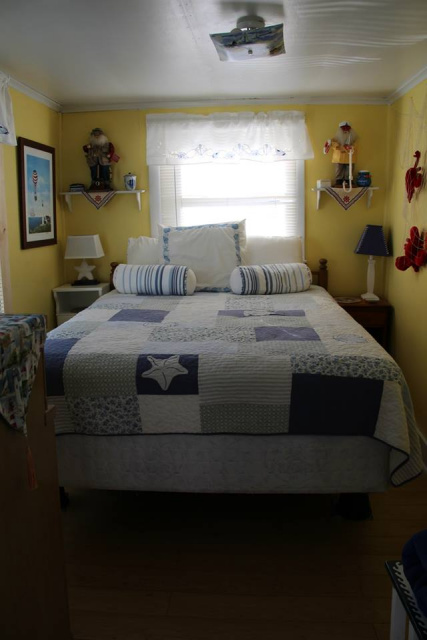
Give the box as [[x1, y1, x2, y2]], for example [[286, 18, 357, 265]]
[[59, 486, 69, 510], [335, 493, 372, 520]]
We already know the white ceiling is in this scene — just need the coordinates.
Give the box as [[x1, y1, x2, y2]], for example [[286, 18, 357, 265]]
[[1, 0, 427, 111]]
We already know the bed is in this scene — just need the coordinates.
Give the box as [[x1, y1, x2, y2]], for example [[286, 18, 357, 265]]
[[45, 228, 423, 496]]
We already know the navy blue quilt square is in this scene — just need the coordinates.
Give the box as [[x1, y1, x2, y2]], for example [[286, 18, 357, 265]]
[[255, 326, 320, 342], [289, 374, 383, 436], [276, 310, 306, 317], [44, 338, 79, 396], [109, 309, 169, 323], [136, 354, 199, 394]]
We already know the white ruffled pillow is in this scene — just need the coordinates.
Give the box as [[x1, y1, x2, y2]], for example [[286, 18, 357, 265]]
[[127, 236, 159, 265], [230, 263, 312, 295], [158, 220, 246, 292], [113, 263, 196, 295], [242, 236, 303, 265]]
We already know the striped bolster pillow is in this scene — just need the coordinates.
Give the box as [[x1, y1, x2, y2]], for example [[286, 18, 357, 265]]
[[113, 264, 196, 295], [230, 263, 312, 295]]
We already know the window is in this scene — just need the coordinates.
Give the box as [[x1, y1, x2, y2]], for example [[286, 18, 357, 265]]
[[146, 111, 313, 241], [149, 159, 304, 238]]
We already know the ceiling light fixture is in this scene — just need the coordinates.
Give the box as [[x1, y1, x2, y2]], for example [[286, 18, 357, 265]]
[[210, 15, 285, 62]]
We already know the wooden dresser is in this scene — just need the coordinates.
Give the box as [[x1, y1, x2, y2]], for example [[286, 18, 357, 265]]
[[0, 330, 71, 639]]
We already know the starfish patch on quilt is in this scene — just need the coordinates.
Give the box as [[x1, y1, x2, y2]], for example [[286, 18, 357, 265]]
[[141, 355, 188, 391]]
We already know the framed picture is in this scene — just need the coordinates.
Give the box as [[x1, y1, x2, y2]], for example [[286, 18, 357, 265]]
[[17, 137, 57, 249]]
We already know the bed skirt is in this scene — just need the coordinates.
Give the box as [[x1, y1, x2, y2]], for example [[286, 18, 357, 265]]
[[56, 433, 390, 494]]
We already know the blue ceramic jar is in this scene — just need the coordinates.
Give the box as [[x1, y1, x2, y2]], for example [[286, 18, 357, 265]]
[[356, 171, 371, 187], [124, 173, 137, 190]]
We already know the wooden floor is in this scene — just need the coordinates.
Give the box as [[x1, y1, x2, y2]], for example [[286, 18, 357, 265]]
[[62, 474, 427, 640]]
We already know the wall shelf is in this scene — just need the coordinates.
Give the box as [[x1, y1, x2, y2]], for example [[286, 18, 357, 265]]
[[312, 186, 379, 210], [60, 189, 145, 212]]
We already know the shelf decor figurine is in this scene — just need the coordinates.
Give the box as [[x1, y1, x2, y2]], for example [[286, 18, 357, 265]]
[[83, 128, 120, 191], [323, 121, 358, 190], [124, 173, 137, 190], [355, 225, 390, 301]]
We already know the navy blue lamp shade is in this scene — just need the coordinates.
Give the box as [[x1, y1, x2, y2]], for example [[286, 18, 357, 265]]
[[355, 225, 389, 256], [354, 225, 389, 301]]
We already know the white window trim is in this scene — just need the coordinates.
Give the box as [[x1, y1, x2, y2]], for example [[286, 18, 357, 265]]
[[296, 160, 305, 255], [148, 164, 162, 234]]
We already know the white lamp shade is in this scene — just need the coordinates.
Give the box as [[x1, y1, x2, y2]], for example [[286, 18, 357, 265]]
[[65, 234, 104, 259]]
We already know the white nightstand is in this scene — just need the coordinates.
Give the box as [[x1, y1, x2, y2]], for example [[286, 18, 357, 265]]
[[53, 282, 110, 326]]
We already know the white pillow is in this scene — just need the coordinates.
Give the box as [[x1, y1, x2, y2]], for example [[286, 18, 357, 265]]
[[242, 236, 303, 266], [158, 221, 246, 292], [127, 236, 159, 265], [230, 263, 312, 295], [113, 263, 196, 295]]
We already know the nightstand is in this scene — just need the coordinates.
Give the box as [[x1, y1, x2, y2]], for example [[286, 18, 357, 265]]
[[53, 282, 110, 326], [335, 296, 392, 349]]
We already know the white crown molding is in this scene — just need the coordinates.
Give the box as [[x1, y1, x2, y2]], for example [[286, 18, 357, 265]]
[[9, 65, 419, 113], [387, 64, 427, 104], [8, 75, 61, 112], [60, 95, 388, 113]]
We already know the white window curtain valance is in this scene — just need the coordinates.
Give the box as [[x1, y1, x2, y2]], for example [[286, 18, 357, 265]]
[[0, 72, 16, 146], [146, 111, 313, 165]]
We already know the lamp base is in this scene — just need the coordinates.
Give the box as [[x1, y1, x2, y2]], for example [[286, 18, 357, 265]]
[[361, 292, 380, 302], [72, 278, 100, 286]]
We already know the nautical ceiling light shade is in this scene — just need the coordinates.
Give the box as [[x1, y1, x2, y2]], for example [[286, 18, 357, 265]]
[[355, 225, 390, 302], [210, 15, 285, 61], [65, 234, 104, 285]]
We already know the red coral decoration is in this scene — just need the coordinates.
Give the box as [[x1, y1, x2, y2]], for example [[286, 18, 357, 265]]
[[395, 226, 427, 272], [405, 151, 423, 203]]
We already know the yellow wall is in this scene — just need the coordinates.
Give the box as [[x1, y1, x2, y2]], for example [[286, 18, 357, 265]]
[[4, 89, 65, 329], [305, 104, 388, 294], [61, 104, 388, 293], [384, 79, 427, 436], [61, 111, 148, 284]]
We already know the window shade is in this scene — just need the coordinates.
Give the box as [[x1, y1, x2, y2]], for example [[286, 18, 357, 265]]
[[151, 160, 304, 238]]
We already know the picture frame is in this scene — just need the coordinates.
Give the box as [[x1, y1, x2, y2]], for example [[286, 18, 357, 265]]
[[17, 137, 57, 249]]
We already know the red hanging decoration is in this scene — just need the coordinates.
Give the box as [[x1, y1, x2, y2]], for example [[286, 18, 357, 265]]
[[395, 226, 427, 272], [405, 151, 423, 203]]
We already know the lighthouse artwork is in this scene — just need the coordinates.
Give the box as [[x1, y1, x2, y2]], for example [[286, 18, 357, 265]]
[[18, 137, 57, 249]]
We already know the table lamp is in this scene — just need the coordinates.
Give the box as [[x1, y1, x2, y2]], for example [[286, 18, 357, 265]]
[[65, 234, 104, 285], [354, 225, 389, 302]]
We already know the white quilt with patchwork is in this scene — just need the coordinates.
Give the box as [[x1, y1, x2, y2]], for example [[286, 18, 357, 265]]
[[45, 286, 423, 486]]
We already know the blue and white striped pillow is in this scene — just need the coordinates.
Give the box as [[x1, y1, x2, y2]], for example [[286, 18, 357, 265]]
[[230, 263, 312, 295], [113, 264, 196, 295]]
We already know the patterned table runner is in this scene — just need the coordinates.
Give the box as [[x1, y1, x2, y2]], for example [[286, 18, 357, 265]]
[[324, 186, 368, 210]]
